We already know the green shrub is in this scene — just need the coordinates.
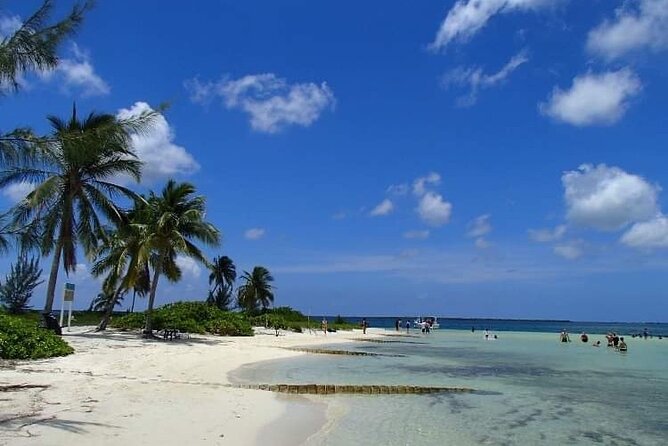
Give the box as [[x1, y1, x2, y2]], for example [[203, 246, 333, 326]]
[[110, 301, 253, 336], [265, 315, 288, 336], [0, 314, 74, 360], [206, 313, 253, 336], [260, 306, 308, 322], [288, 322, 303, 333], [110, 312, 146, 330]]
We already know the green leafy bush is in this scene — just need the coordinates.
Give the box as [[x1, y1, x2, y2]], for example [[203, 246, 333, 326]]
[[109, 312, 146, 330], [0, 313, 74, 359], [250, 308, 356, 332], [288, 322, 303, 333], [111, 301, 253, 336], [206, 313, 253, 336], [260, 306, 308, 322]]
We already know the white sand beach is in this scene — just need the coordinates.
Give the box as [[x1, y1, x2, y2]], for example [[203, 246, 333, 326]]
[[0, 327, 377, 446]]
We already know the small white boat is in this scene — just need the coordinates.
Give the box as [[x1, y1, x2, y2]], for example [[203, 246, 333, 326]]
[[413, 316, 440, 329]]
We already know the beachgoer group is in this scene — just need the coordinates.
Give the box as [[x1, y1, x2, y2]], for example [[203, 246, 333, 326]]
[[559, 330, 629, 352]]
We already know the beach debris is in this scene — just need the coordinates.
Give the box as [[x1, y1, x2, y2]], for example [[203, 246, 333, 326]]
[[281, 347, 405, 357], [0, 384, 50, 392], [236, 383, 473, 395]]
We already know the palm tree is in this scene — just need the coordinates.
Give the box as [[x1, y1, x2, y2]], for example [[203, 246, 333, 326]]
[[0, 105, 154, 316], [207, 255, 235, 310], [88, 287, 123, 313], [136, 180, 220, 333], [237, 266, 275, 313], [0, 0, 90, 91], [129, 265, 150, 313], [208, 285, 233, 312], [90, 227, 138, 330]]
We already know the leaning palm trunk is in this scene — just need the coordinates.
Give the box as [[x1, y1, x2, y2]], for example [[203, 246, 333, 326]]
[[130, 289, 137, 313], [144, 262, 162, 335], [96, 287, 123, 332], [43, 239, 63, 314]]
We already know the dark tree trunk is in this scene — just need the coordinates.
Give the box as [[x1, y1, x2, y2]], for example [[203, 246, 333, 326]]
[[43, 239, 63, 314], [143, 262, 162, 335], [96, 287, 123, 332]]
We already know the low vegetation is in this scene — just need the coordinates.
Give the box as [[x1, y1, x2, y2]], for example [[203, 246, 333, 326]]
[[111, 301, 253, 336], [0, 257, 43, 314], [252, 307, 357, 332], [0, 313, 74, 360]]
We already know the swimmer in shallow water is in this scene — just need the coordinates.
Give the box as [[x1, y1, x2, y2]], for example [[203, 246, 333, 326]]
[[618, 337, 628, 352], [593, 340, 601, 347], [560, 330, 570, 343]]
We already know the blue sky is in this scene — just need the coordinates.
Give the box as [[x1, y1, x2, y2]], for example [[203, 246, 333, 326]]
[[2, 0, 668, 321]]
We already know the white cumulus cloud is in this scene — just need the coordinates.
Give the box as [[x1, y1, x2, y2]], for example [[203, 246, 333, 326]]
[[540, 69, 642, 126], [430, 0, 557, 50], [562, 164, 659, 231], [175, 255, 201, 279], [370, 198, 394, 217], [442, 51, 528, 106], [621, 215, 668, 249], [387, 183, 409, 196], [39, 44, 109, 97], [467, 214, 492, 237], [116, 102, 200, 183], [0, 14, 21, 37], [587, 0, 668, 60], [403, 230, 430, 240], [474, 237, 491, 249], [1, 182, 35, 203], [417, 192, 452, 227], [553, 241, 584, 260], [244, 228, 266, 240], [186, 73, 335, 133], [528, 224, 567, 242], [413, 172, 441, 196]]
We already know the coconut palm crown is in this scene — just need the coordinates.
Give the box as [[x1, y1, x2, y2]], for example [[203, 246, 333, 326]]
[[134, 180, 220, 332], [0, 105, 149, 313], [237, 266, 275, 313]]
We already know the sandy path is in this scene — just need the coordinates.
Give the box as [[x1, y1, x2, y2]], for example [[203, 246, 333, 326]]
[[0, 326, 375, 446]]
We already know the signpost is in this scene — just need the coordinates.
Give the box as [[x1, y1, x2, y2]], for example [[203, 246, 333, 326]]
[[60, 283, 75, 331]]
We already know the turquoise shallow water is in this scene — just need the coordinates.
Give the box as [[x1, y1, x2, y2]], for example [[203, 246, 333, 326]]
[[233, 330, 668, 445]]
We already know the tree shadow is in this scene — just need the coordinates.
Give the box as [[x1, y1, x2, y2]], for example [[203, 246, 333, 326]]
[[63, 330, 233, 348], [2, 414, 119, 434]]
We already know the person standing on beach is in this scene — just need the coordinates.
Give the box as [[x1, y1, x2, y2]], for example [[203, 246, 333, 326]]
[[321, 318, 328, 336], [406, 320, 410, 334], [362, 318, 368, 334], [395, 319, 400, 331]]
